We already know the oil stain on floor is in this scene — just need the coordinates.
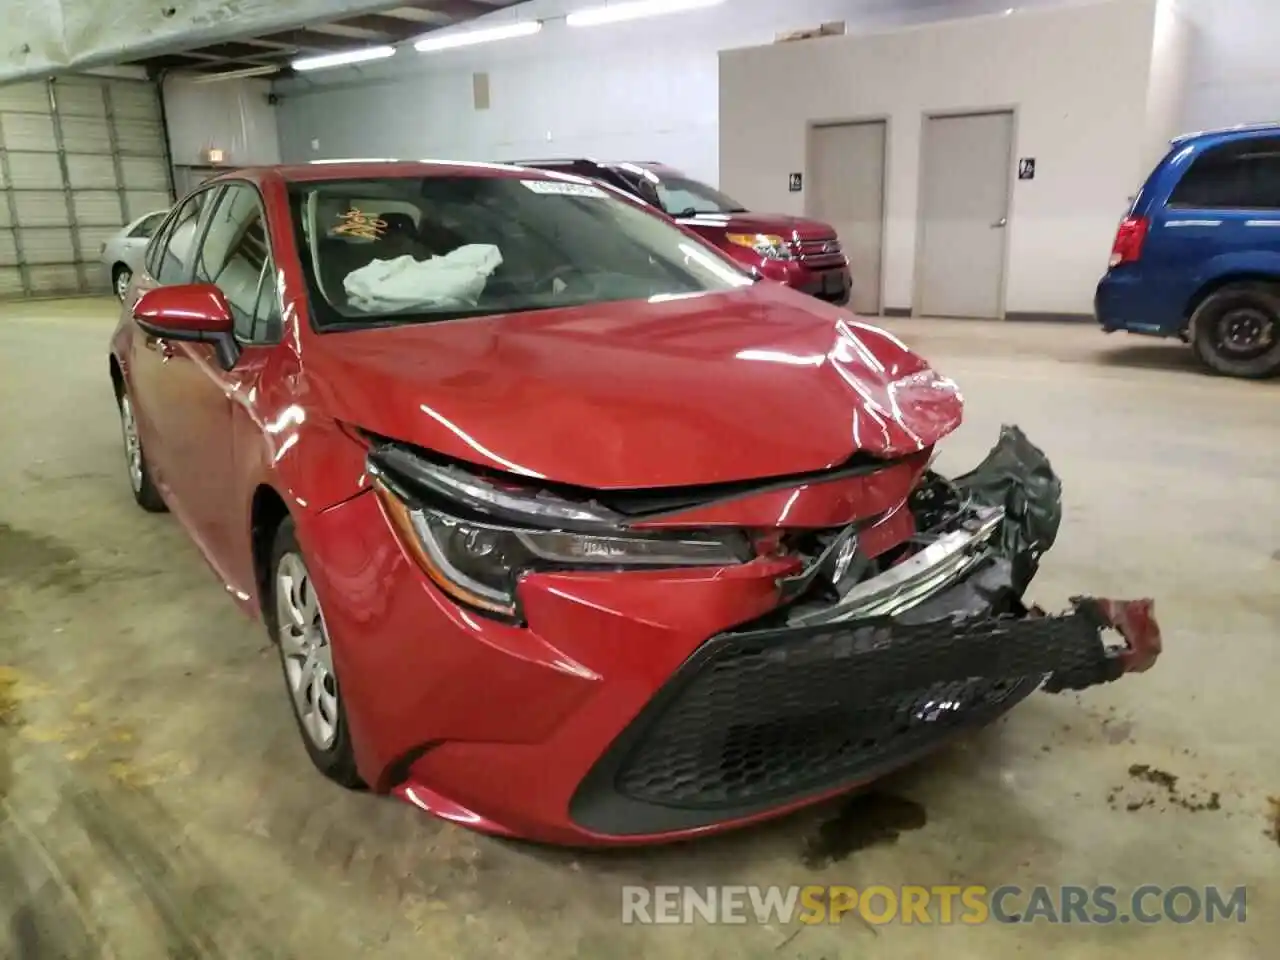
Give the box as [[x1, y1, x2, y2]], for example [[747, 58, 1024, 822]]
[[801, 792, 928, 868], [0, 521, 86, 594]]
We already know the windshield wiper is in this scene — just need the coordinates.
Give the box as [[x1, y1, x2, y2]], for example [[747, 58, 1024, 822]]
[[671, 206, 747, 217]]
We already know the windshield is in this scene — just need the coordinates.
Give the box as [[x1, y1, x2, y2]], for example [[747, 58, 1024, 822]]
[[289, 175, 752, 327], [652, 176, 748, 217]]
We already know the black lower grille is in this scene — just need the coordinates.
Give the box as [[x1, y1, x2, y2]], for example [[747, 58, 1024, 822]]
[[616, 670, 1027, 809], [801, 269, 850, 305], [570, 562, 1123, 836]]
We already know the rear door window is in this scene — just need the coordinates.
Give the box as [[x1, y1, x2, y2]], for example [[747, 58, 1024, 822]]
[[1168, 138, 1280, 210]]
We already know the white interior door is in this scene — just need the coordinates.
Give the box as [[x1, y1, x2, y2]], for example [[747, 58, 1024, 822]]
[[917, 111, 1013, 319], [807, 120, 885, 315]]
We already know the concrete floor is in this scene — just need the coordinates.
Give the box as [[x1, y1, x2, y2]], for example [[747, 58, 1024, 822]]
[[0, 297, 1277, 959]]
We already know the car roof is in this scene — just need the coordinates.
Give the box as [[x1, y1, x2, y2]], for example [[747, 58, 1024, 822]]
[[202, 159, 567, 185], [1171, 122, 1280, 148]]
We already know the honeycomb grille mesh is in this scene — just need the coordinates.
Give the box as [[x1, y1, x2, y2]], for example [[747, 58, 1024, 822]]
[[612, 617, 1057, 809]]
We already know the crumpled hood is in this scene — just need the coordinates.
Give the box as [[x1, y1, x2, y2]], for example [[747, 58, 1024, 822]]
[[307, 284, 963, 489], [678, 212, 836, 241]]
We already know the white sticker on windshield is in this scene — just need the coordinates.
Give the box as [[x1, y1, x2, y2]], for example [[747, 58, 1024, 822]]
[[520, 179, 608, 198]]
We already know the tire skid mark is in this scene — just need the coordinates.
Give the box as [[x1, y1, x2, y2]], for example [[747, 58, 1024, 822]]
[[1, 665, 106, 959], [0, 805, 105, 960], [57, 781, 283, 959], [1, 702, 283, 958]]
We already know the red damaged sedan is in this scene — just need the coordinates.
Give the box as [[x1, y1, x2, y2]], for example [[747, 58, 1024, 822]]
[[108, 161, 1161, 846]]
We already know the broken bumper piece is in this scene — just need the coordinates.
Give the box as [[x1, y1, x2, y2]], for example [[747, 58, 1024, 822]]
[[568, 426, 1162, 838]]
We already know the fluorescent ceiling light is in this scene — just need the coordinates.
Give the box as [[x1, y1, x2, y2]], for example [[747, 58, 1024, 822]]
[[414, 21, 542, 53], [566, 0, 725, 28], [291, 46, 396, 72]]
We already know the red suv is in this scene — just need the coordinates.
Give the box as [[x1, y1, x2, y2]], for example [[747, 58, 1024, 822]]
[[109, 161, 1160, 846], [517, 159, 854, 306]]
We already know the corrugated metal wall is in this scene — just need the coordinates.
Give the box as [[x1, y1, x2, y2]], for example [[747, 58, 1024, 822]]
[[0, 76, 173, 299]]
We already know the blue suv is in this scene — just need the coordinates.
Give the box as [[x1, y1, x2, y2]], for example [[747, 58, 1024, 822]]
[[1095, 124, 1280, 379]]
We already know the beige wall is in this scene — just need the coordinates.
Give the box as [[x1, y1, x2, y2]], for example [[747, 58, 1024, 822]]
[[719, 0, 1166, 316], [1145, 0, 1195, 170], [274, 0, 1078, 187]]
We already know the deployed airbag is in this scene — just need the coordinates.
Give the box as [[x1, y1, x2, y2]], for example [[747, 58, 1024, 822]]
[[344, 244, 503, 312]]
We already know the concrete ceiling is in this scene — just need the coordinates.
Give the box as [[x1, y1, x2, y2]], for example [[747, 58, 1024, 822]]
[[4, 0, 524, 83]]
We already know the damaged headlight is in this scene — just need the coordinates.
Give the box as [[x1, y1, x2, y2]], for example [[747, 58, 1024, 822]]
[[370, 446, 752, 618]]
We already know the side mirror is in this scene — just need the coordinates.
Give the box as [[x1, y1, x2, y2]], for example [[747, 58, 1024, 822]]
[[133, 283, 239, 369]]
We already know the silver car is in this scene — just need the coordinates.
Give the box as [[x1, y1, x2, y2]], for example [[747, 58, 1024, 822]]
[[100, 210, 168, 300]]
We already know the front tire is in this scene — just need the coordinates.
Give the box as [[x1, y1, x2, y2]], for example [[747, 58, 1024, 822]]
[[1190, 283, 1280, 379], [116, 388, 166, 512], [113, 264, 132, 301], [267, 520, 362, 788]]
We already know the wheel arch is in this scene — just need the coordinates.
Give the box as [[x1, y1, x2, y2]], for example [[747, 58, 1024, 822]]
[[1184, 270, 1280, 327], [109, 354, 124, 399], [251, 484, 292, 619]]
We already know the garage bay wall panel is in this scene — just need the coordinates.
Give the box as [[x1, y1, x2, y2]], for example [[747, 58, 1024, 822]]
[[0, 76, 171, 300], [119, 157, 170, 190], [13, 193, 70, 227], [66, 153, 120, 188], [62, 117, 114, 155], [3, 112, 57, 152], [73, 192, 128, 227], [26, 264, 81, 296], [0, 83, 51, 114], [5, 154, 62, 190], [0, 206, 16, 294]]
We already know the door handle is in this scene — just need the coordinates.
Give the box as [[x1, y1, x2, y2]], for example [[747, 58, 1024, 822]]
[[991, 217, 1008, 228]]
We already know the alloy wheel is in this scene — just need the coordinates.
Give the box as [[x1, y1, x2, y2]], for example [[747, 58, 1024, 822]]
[[119, 394, 143, 493], [114, 268, 132, 301], [276, 552, 340, 751]]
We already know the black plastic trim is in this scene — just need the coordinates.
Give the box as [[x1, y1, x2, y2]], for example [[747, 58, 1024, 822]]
[[568, 563, 1117, 837]]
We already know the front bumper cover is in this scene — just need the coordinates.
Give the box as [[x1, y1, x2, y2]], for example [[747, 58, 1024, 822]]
[[569, 426, 1162, 837]]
